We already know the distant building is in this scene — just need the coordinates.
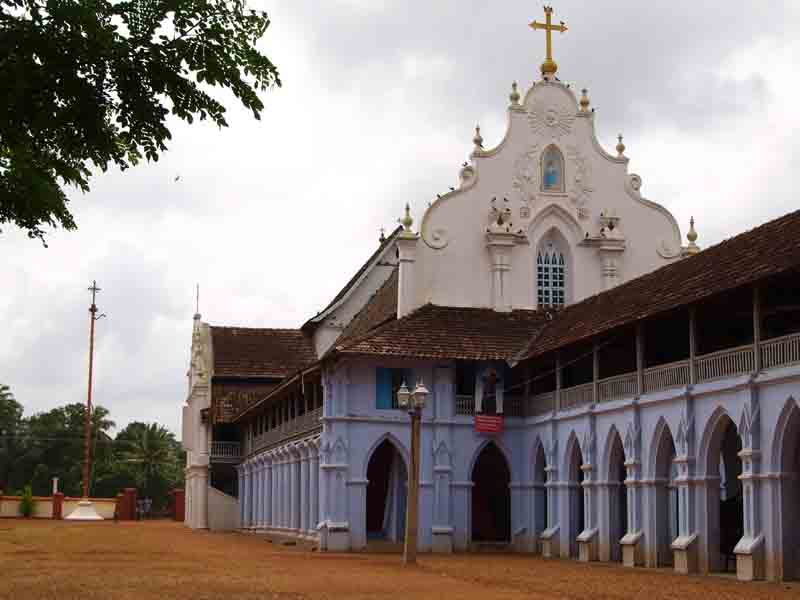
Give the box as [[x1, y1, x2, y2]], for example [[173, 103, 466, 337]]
[[181, 11, 800, 583]]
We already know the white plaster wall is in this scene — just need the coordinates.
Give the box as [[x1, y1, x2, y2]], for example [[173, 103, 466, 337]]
[[208, 486, 240, 531], [310, 242, 397, 357], [413, 81, 683, 311], [0, 496, 53, 518]]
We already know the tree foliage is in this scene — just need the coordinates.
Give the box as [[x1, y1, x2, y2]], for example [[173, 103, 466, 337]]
[[1, 0, 281, 243], [1, 392, 185, 509]]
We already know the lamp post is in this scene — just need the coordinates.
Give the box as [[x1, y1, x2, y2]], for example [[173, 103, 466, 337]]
[[396, 379, 428, 566]]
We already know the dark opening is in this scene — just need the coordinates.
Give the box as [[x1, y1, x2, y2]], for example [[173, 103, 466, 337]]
[[471, 442, 511, 542], [366, 440, 406, 540], [644, 309, 689, 367], [717, 420, 743, 572]]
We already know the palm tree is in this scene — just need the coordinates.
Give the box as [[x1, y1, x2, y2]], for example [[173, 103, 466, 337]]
[[118, 423, 177, 500]]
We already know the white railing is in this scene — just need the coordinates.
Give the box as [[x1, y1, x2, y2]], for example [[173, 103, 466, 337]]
[[455, 394, 475, 416], [529, 392, 555, 416], [211, 441, 241, 460], [696, 344, 755, 383], [761, 332, 800, 370], [598, 372, 637, 402], [560, 382, 594, 410], [643, 359, 689, 393], [252, 406, 323, 453]]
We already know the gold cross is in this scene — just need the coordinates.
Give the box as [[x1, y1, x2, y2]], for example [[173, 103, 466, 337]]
[[530, 6, 568, 77]]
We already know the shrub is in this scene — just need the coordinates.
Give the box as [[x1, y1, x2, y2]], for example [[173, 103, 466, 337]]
[[18, 485, 35, 518]]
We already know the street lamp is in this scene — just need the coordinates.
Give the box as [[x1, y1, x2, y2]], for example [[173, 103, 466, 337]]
[[396, 379, 428, 566]]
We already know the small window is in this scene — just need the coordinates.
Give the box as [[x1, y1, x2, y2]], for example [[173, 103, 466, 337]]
[[376, 367, 414, 410], [541, 145, 565, 193]]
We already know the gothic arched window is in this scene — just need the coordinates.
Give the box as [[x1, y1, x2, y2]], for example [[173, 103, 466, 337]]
[[537, 242, 566, 307], [541, 145, 565, 192]]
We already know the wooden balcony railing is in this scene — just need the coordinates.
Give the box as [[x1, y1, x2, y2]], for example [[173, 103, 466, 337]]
[[598, 372, 637, 402], [249, 406, 323, 454], [643, 359, 690, 393], [211, 441, 241, 461], [761, 332, 800, 370], [696, 344, 755, 383], [560, 382, 593, 411]]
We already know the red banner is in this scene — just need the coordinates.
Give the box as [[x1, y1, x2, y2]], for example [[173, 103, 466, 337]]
[[474, 414, 504, 434]]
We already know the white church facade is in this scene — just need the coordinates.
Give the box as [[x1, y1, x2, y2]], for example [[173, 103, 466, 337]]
[[181, 10, 800, 583]]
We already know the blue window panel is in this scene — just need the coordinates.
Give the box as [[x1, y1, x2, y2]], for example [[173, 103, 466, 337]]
[[376, 367, 394, 409]]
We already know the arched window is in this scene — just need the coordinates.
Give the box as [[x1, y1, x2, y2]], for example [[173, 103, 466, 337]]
[[541, 145, 565, 192], [537, 241, 566, 307]]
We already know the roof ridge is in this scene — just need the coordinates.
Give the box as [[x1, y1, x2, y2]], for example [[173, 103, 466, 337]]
[[208, 325, 306, 333]]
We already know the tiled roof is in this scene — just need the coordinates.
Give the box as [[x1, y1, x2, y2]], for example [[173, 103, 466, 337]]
[[303, 226, 402, 330], [519, 208, 800, 361], [210, 326, 317, 378], [335, 304, 551, 361], [333, 269, 398, 351]]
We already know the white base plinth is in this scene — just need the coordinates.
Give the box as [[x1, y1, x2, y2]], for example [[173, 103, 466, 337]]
[[65, 499, 104, 521]]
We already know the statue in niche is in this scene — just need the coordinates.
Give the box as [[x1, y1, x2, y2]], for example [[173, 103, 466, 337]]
[[541, 145, 564, 192]]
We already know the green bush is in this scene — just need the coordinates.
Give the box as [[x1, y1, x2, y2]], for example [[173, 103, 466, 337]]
[[18, 485, 35, 518]]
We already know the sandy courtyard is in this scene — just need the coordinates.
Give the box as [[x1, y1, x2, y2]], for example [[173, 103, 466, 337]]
[[0, 520, 797, 599]]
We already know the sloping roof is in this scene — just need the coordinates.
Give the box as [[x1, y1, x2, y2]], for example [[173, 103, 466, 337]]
[[519, 208, 800, 361], [333, 269, 398, 350], [210, 326, 317, 378], [335, 303, 551, 361], [302, 226, 402, 330]]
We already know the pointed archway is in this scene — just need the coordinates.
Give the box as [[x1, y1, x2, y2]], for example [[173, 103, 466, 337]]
[[607, 430, 628, 562], [471, 442, 511, 543], [777, 402, 800, 580], [366, 439, 407, 542], [566, 437, 585, 558], [533, 442, 548, 544], [653, 422, 677, 567], [701, 413, 743, 573]]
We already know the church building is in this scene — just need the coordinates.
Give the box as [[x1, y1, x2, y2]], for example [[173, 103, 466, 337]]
[[181, 8, 800, 583]]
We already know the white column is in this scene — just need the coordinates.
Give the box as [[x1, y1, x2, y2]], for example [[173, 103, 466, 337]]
[[264, 456, 272, 528], [254, 459, 263, 528], [280, 450, 287, 529], [396, 226, 419, 318], [271, 452, 278, 529], [238, 465, 247, 528], [291, 446, 300, 531], [310, 443, 320, 534], [300, 444, 309, 535], [244, 462, 252, 528]]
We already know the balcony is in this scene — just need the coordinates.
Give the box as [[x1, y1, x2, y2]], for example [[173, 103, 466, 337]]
[[210, 441, 241, 463], [249, 406, 323, 455], [551, 330, 800, 411], [451, 331, 800, 418]]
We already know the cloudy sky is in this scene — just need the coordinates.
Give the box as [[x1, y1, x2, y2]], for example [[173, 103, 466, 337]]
[[2, 1, 798, 435]]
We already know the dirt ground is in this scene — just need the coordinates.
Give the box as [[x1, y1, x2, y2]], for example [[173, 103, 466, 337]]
[[0, 520, 797, 600]]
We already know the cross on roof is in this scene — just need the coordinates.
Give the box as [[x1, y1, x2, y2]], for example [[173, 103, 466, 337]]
[[529, 6, 568, 77]]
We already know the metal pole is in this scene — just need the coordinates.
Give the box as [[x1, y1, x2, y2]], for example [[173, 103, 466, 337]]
[[82, 281, 100, 499], [403, 407, 420, 565]]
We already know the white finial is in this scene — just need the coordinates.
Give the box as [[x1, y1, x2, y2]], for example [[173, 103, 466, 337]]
[[686, 216, 700, 254], [509, 81, 520, 106], [473, 124, 484, 150], [580, 88, 590, 112], [398, 203, 414, 232]]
